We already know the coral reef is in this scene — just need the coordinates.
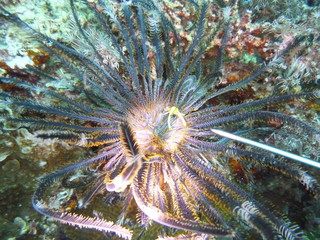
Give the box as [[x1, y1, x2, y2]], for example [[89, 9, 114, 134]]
[[0, 0, 319, 239]]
